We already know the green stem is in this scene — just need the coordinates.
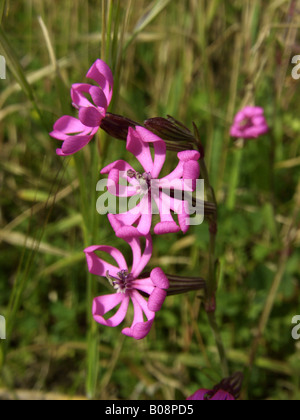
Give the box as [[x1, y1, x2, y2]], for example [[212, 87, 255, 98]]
[[86, 142, 102, 399], [226, 145, 244, 211], [198, 156, 229, 376], [105, 0, 114, 63], [199, 158, 217, 206], [207, 312, 229, 377], [206, 226, 217, 308], [199, 158, 217, 305], [74, 144, 100, 399], [101, 0, 106, 60]]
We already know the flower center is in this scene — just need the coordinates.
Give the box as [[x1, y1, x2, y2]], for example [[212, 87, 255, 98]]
[[127, 170, 152, 194], [106, 269, 133, 294], [240, 117, 253, 129]]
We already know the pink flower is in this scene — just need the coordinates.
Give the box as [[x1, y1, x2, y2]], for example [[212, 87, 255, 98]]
[[50, 59, 113, 156], [101, 126, 201, 237], [230, 106, 269, 139], [187, 372, 243, 401], [84, 234, 169, 340], [187, 389, 235, 401]]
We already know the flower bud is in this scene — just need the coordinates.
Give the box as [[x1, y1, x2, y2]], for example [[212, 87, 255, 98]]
[[144, 116, 194, 141]]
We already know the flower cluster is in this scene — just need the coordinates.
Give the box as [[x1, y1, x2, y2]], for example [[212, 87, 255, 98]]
[[51, 59, 202, 340], [50, 59, 254, 398]]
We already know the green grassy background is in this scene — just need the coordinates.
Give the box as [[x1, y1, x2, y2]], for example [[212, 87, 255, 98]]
[[0, 0, 300, 400]]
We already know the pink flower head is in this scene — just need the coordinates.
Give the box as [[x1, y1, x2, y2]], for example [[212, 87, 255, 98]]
[[84, 234, 169, 340], [230, 106, 269, 139], [101, 126, 201, 238], [50, 59, 113, 156]]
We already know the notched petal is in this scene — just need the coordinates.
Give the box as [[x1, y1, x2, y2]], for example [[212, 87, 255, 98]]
[[148, 288, 167, 312], [150, 268, 170, 290]]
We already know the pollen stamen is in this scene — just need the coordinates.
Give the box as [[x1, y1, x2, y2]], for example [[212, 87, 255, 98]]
[[127, 170, 152, 194], [106, 269, 133, 294]]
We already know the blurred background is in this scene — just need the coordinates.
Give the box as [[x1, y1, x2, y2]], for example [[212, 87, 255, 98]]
[[0, 0, 300, 400]]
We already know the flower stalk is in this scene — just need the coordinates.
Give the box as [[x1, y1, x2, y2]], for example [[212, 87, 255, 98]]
[[193, 124, 229, 377]]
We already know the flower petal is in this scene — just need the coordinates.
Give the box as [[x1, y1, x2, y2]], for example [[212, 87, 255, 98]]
[[100, 160, 137, 183], [71, 83, 95, 108], [127, 127, 154, 174], [132, 277, 155, 296], [122, 320, 154, 340], [130, 234, 153, 278], [86, 59, 114, 104], [122, 291, 155, 340], [101, 161, 140, 198], [132, 290, 155, 320], [106, 169, 137, 197], [165, 194, 190, 234], [152, 193, 181, 235], [187, 389, 210, 401], [148, 288, 167, 312], [136, 194, 152, 236], [152, 141, 167, 178], [135, 126, 166, 178], [89, 85, 108, 109], [51, 116, 98, 155], [154, 221, 180, 235], [50, 115, 88, 138], [177, 150, 201, 162], [56, 148, 68, 156], [159, 161, 184, 184], [84, 245, 128, 277], [135, 126, 166, 143], [93, 294, 129, 327], [183, 160, 200, 191], [177, 203, 190, 234], [115, 226, 142, 239], [79, 106, 103, 127], [108, 212, 140, 237], [61, 134, 94, 155], [150, 268, 170, 289]]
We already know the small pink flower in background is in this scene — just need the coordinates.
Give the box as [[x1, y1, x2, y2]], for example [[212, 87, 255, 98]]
[[50, 59, 113, 156], [84, 234, 169, 340], [187, 372, 243, 401], [101, 126, 201, 237], [230, 106, 269, 139]]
